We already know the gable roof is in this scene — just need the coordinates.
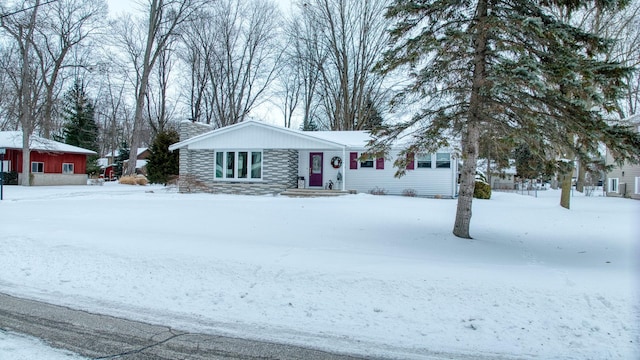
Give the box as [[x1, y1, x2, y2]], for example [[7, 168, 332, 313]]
[[169, 120, 371, 151], [0, 131, 97, 155], [104, 148, 148, 158]]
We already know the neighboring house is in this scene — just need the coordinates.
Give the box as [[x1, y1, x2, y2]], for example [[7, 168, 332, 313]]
[[477, 159, 517, 190], [101, 147, 150, 177], [605, 114, 640, 199], [0, 131, 96, 186], [169, 120, 459, 197]]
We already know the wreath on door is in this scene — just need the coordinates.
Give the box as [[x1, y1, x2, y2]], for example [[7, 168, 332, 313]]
[[331, 156, 342, 169]]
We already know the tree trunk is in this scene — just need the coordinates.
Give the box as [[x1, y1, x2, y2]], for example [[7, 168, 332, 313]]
[[127, 0, 159, 176], [453, 0, 489, 239], [454, 122, 481, 238], [560, 170, 572, 209], [575, 159, 586, 193], [18, 1, 40, 186]]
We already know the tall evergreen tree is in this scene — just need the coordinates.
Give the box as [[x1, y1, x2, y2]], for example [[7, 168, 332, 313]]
[[114, 141, 130, 177], [145, 129, 179, 185], [61, 80, 100, 176], [372, 0, 640, 238], [514, 143, 543, 180]]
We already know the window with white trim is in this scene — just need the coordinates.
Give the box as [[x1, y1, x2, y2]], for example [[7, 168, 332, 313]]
[[436, 153, 451, 168], [635, 177, 640, 194], [608, 178, 619, 193], [360, 155, 374, 168], [215, 151, 262, 180], [62, 163, 74, 174], [31, 162, 44, 173], [417, 154, 432, 168]]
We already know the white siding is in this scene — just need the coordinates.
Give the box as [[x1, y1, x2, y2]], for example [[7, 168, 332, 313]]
[[298, 150, 457, 197]]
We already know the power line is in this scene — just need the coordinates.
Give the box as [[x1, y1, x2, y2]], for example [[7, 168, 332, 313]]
[[0, 0, 61, 20]]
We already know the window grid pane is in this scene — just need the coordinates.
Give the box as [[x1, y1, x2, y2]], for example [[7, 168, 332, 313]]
[[417, 154, 431, 169], [31, 162, 44, 173], [238, 152, 248, 178], [436, 153, 451, 168], [62, 163, 74, 174], [251, 152, 262, 178], [226, 152, 235, 178], [215, 152, 223, 178]]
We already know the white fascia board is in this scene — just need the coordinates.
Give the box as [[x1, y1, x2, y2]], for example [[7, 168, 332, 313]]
[[170, 121, 347, 150]]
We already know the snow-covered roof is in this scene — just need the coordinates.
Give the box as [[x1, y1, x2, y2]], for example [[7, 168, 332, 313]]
[[105, 148, 148, 157], [169, 120, 418, 151], [170, 120, 349, 151], [0, 131, 97, 155], [311, 131, 372, 148], [477, 159, 517, 175], [97, 158, 110, 168]]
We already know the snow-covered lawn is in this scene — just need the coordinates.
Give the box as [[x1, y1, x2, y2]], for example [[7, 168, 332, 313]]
[[0, 183, 638, 359]]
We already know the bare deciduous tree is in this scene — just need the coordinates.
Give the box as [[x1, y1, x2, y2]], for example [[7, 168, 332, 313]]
[[117, 0, 203, 176], [296, 0, 390, 130], [34, 0, 107, 138], [190, 0, 282, 128], [1, 0, 42, 185]]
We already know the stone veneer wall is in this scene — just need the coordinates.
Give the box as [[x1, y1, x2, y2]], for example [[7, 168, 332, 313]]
[[177, 121, 299, 195]]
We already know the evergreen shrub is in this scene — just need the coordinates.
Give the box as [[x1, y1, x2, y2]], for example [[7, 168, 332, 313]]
[[474, 181, 491, 199]]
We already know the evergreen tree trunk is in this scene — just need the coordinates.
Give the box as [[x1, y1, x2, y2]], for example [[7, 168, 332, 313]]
[[560, 170, 572, 209], [453, 0, 488, 239]]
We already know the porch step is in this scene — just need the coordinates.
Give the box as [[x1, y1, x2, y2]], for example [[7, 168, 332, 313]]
[[280, 188, 355, 197]]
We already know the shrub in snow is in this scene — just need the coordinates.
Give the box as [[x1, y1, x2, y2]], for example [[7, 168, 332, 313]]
[[118, 175, 148, 186], [402, 188, 417, 197], [369, 187, 387, 195], [473, 180, 491, 199]]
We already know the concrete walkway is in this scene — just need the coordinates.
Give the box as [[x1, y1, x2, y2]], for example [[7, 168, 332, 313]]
[[0, 293, 368, 360]]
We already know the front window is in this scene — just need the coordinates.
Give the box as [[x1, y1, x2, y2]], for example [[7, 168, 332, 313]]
[[216, 150, 263, 180], [436, 153, 451, 168], [608, 178, 619, 193], [360, 154, 374, 168], [251, 152, 262, 178], [31, 162, 44, 173], [62, 163, 74, 174], [215, 152, 223, 178], [238, 152, 248, 178], [226, 152, 235, 178], [417, 154, 432, 168]]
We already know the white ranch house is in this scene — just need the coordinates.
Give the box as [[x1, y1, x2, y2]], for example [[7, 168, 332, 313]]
[[169, 120, 458, 197]]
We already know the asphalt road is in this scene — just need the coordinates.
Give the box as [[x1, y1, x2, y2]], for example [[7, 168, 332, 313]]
[[0, 292, 370, 360]]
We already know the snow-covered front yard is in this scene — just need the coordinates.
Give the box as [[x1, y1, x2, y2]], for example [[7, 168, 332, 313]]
[[0, 183, 637, 359]]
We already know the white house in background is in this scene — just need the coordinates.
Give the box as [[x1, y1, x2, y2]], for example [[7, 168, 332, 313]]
[[477, 159, 518, 190], [169, 120, 459, 197], [100, 148, 150, 178], [605, 114, 640, 200]]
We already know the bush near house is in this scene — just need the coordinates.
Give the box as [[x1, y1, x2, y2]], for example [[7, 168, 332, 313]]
[[119, 175, 148, 186], [474, 181, 491, 199], [1, 171, 18, 185]]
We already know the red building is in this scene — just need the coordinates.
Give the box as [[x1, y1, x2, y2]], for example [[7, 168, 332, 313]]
[[1, 131, 96, 186]]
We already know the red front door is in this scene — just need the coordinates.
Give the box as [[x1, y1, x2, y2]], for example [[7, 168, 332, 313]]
[[309, 152, 323, 187]]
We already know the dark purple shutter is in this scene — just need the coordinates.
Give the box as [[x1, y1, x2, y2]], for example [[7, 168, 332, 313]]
[[350, 152, 358, 169], [406, 153, 415, 170], [376, 157, 384, 169]]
